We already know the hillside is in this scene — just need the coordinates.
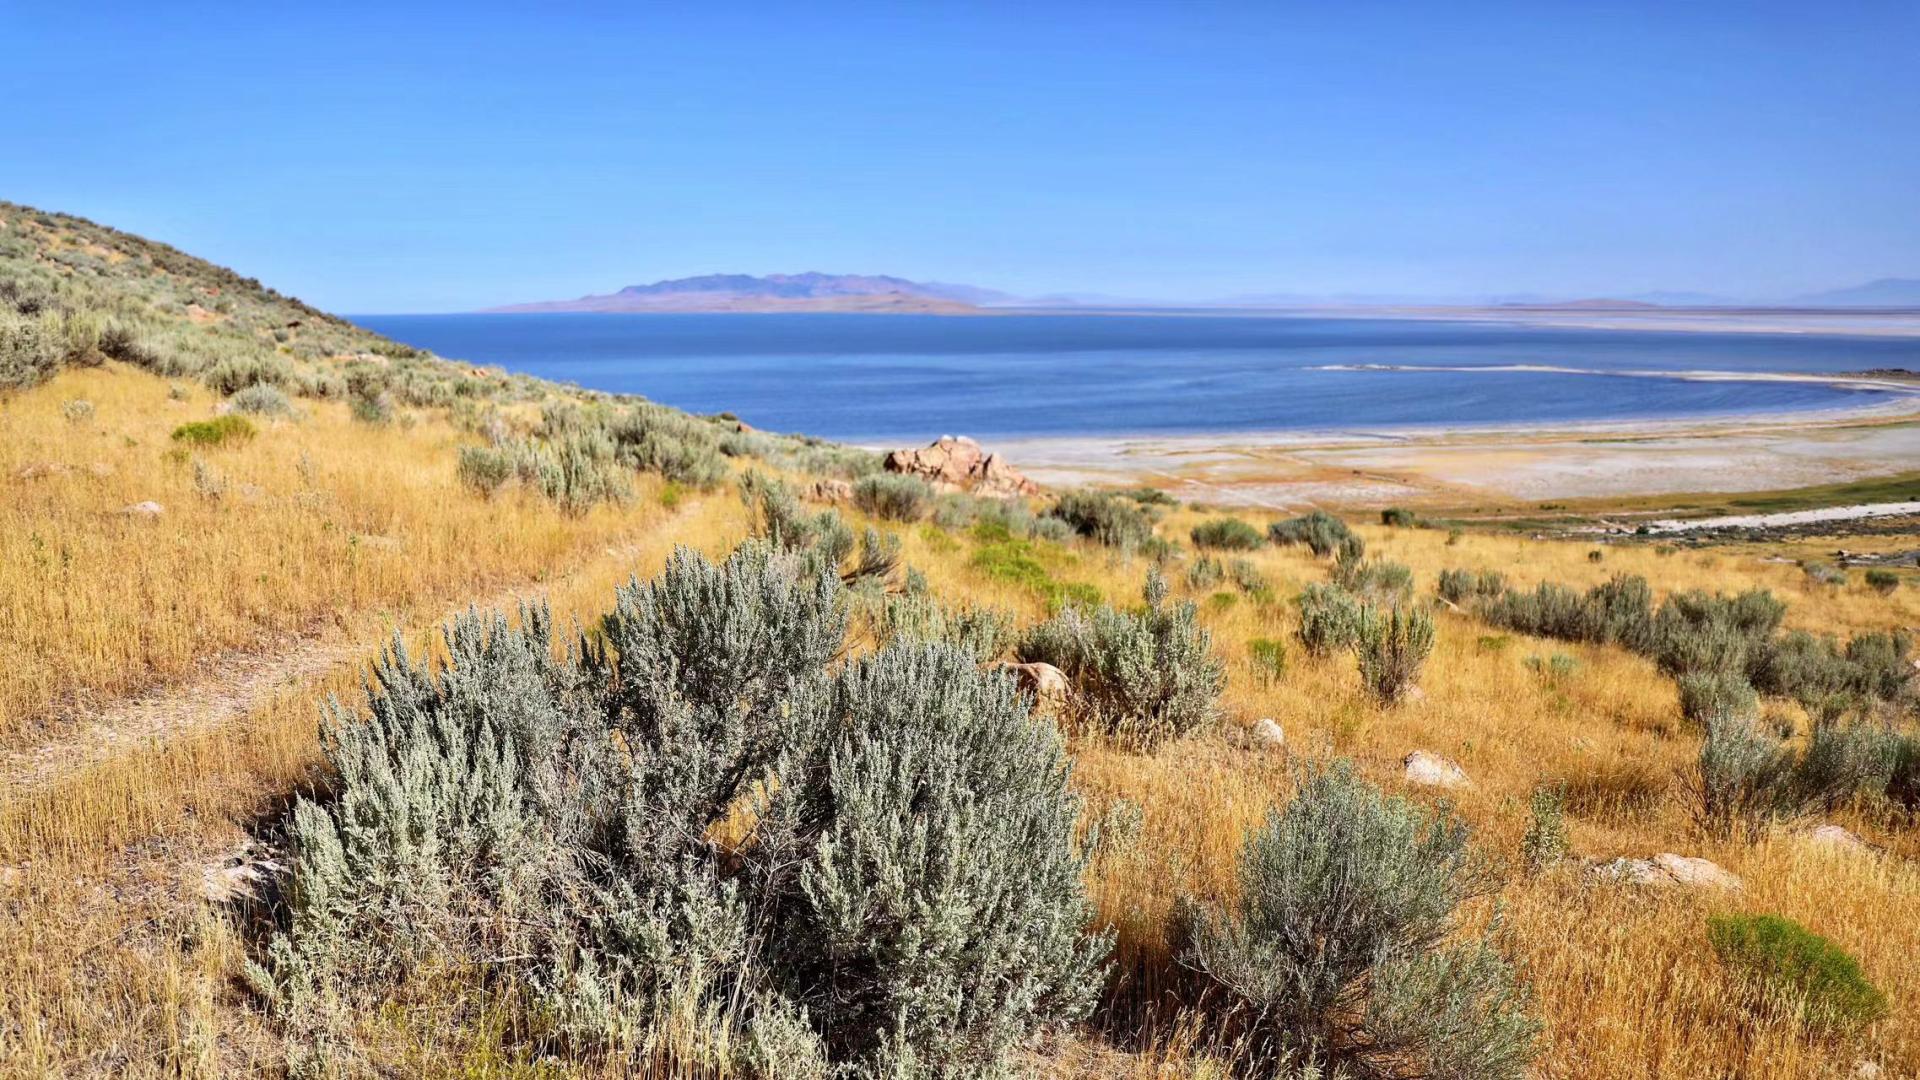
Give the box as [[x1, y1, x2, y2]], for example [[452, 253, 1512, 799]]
[[4, 204, 1920, 1080], [486, 270, 1006, 313]]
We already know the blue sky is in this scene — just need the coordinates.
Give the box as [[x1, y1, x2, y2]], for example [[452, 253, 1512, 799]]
[[7, 3, 1917, 311]]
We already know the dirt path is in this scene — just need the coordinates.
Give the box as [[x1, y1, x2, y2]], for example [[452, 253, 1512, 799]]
[[0, 503, 721, 797]]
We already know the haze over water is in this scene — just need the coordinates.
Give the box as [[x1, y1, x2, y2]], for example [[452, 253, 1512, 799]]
[[359, 314, 1920, 444]]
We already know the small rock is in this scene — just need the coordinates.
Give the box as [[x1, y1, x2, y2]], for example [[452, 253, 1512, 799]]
[[1249, 718, 1285, 749], [198, 849, 285, 905], [87, 462, 115, 479], [1403, 750, 1468, 788], [1805, 824, 1872, 854], [118, 501, 164, 519], [1401, 684, 1428, 704], [1853, 1061, 1882, 1079]]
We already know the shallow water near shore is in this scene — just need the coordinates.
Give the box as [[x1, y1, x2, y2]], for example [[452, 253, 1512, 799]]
[[358, 313, 1920, 443]]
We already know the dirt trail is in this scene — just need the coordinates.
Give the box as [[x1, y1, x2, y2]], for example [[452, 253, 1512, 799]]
[[0, 504, 720, 797]]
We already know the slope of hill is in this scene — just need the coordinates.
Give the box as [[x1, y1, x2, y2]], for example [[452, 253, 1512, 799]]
[[6, 202, 1920, 1080], [486, 271, 1008, 313]]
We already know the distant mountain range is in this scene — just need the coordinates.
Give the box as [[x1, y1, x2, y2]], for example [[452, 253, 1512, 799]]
[[486, 274, 1920, 314], [486, 273, 1014, 314]]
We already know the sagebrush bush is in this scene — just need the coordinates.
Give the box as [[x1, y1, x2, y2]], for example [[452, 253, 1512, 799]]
[[1227, 557, 1270, 597], [456, 444, 517, 497], [1047, 490, 1156, 549], [1333, 545, 1414, 603], [170, 414, 256, 447], [1017, 571, 1224, 747], [1268, 510, 1353, 557], [1185, 761, 1536, 1078], [1190, 516, 1264, 551], [1686, 716, 1889, 838], [1437, 567, 1505, 605], [1297, 583, 1363, 656], [230, 383, 293, 416], [1708, 914, 1887, 1036], [1381, 506, 1419, 527], [852, 472, 935, 521], [1521, 785, 1569, 873], [251, 542, 1110, 1074], [1864, 568, 1900, 595], [1676, 670, 1758, 729], [875, 591, 1011, 661], [1355, 604, 1435, 705], [1248, 637, 1287, 683], [1186, 555, 1225, 590], [757, 644, 1109, 1076]]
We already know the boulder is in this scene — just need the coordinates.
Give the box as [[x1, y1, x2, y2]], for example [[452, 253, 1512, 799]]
[[884, 435, 1039, 498], [1805, 824, 1872, 854], [809, 478, 855, 504], [1403, 750, 1469, 789], [991, 661, 1071, 703], [118, 501, 164, 519], [1591, 853, 1742, 890], [1248, 718, 1285, 749]]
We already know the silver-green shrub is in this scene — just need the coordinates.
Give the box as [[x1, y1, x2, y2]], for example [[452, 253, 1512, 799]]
[[1355, 604, 1435, 705], [756, 644, 1108, 1077], [1185, 761, 1535, 1078], [1297, 583, 1364, 656], [852, 472, 935, 521], [1016, 571, 1224, 747], [876, 590, 1012, 661]]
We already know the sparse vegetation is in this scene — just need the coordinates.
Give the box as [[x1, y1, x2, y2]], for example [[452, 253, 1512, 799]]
[[170, 413, 256, 447], [1190, 516, 1264, 551]]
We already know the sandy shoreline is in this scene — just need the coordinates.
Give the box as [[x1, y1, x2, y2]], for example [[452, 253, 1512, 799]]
[[976, 382, 1920, 510]]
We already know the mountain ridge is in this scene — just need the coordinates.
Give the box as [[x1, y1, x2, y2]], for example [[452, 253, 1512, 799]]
[[486, 272, 1012, 314]]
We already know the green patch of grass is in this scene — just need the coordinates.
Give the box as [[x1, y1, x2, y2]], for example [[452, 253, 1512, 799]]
[[169, 414, 256, 448], [1708, 914, 1888, 1036]]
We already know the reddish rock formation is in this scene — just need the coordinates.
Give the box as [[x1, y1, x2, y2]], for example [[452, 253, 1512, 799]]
[[883, 435, 1039, 498]]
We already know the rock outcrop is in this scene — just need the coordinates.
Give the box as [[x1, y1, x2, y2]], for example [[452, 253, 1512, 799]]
[[1590, 852, 1742, 890], [883, 435, 1039, 499]]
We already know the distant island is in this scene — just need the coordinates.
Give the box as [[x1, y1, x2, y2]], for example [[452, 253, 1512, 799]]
[[485, 272, 1010, 314], [486, 273, 1920, 316]]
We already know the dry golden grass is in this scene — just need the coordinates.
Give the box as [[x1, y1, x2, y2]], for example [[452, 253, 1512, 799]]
[[4, 369, 1919, 1077]]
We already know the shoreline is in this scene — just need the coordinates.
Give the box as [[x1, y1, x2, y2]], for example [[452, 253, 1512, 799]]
[[964, 385, 1920, 512]]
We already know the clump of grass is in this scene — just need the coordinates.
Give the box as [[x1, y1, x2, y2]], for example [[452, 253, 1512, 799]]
[[1521, 785, 1570, 873], [1248, 637, 1287, 683], [170, 414, 256, 447], [1437, 567, 1505, 605], [1190, 516, 1264, 551], [1864, 568, 1900, 595], [230, 383, 293, 417], [1708, 914, 1887, 1036]]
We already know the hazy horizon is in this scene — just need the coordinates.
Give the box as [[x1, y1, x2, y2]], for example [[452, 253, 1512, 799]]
[[9, 3, 1918, 312]]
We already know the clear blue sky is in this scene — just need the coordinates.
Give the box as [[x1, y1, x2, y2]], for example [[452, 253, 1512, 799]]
[[7, 2, 1917, 311]]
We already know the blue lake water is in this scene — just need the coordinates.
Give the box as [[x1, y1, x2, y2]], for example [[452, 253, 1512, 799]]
[[354, 313, 1920, 443]]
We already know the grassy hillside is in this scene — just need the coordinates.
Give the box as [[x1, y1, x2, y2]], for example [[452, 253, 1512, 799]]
[[4, 205, 1919, 1079]]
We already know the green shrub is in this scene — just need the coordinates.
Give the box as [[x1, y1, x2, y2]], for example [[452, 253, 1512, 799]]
[[1186, 555, 1225, 590], [1017, 571, 1224, 747], [170, 414, 256, 447], [456, 444, 517, 497], [349, 389, 396, 425], [230, 383, 293, 417], [1844, 630, 1914, 705], [1437, 568, 1505, 605], [1687, 716, 1887, 839], [1185, 761, 1536, 1078], [852, 472, 934, 522], [1708, 914, 1887, 1035], [1297, 583, 1363, 656], [1333, 546, 1414, 603], [1381, 506, 1419, 527], [1676, 670, 1758, 729], [1864, 568, 1900, 596], [1268, 510, 1353, 557], [1248, 637, 1288, 683], [1190, 516, 1265, 551], [1803, 562, 1848, 588], [1047, 490, 1156, 549], [1355, 604, 1435, 706], [606, 404, 730, 489], [740, 471, 854, 570], [758, 644, 1109, 1074], [1227, 557, 1270, 598], [0, 309, 62, 390], [1521, 785, 1569, 873], [875, 591, 1011, 662]]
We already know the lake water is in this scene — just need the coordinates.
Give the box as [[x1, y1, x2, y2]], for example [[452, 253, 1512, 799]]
[[355, 313, 1920, 443]]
